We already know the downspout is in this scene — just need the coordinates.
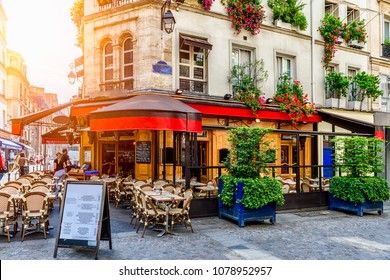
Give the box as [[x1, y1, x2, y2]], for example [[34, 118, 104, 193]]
[[311, 0, 315, 104]]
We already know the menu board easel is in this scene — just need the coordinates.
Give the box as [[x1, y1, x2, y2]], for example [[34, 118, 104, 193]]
[[53, 180, 112, 259]]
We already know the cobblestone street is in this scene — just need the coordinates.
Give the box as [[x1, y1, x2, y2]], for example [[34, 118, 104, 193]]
[[1, 199, 390, 260]]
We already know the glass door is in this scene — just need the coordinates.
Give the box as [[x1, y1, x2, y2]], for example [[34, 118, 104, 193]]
[[101, 142, 116, 176]]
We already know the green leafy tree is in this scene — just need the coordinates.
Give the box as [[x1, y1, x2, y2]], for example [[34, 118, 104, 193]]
[[70, 0, 84, 49]]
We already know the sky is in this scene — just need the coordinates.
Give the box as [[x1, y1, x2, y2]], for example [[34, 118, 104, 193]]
[[3, 0, 82, 104]]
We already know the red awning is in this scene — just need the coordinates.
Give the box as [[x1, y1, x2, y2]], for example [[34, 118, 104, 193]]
[[41, 126, 80, 145], [89, 94, 202, 133], [11, 101, 76, 136], [70, 99, 121, 117]]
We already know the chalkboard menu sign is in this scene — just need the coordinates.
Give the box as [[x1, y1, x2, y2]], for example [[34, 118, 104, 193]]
[[53, 181, 112, 259], [136, 141, 151, 163]]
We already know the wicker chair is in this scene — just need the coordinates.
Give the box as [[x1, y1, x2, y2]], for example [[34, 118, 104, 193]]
[[21, 191, 49, 241], [168, 189, 194, 234], [136, 191, 166, 238], [4, 181, 23, 189], [138, 184, 154, 191], [0, 185, 20, 195], [162, 183, 176, 194], [0, 192, 18, 242]]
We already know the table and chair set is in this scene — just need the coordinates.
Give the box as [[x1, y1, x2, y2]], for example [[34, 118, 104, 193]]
[[276, 176, 330, 194], [0, 171, 56, 242]]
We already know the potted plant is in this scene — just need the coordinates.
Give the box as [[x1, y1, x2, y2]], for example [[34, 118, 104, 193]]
[[348, 72, 383, 111], [228, 59, 269, 114], [329, 136, 390, 216], [273, 73, 315, 123], [268, 0, 308, 31], [218, 127, 285, 227], [382, 38, 390, 58], [324, 71, 349, 108], [318, 14, 343, 70], [221, 0, 267, 35], [344, 20, 367, 49]]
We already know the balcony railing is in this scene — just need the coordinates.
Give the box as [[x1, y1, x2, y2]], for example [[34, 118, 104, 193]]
[[382, 44, 390, 58], [98, 0, 135, 11], [179, 79, 208, 95], [99, 79, 134, 92]]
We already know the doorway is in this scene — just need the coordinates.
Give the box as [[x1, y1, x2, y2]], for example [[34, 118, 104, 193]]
[[100, 140, 135, 177]]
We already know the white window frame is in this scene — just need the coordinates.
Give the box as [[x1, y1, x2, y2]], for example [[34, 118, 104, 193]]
[[276, 53, 295, 82], [347, 7, 360, 24], [384, 18, 390, 42], [179, 35, 208, 94], [231, 45, 255, 94], [325, 1, 338, 17], [122, 37, 134, 90], [103, 42, 114, 82]]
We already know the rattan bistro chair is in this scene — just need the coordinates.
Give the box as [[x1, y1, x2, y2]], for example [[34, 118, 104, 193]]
[[21, 191, 49, 241], [168, 189, 194, 234], [0, 192, 18, 242], [136, 192, 166, 238]]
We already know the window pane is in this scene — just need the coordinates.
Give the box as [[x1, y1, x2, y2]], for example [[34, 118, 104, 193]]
[[124, 65, 133, 77], [124, 52, 133, 64], [240, 50, 251, 65], [194, 53, 204, 66], [286, 59, 291, 77], [385, 21, 390, 40], [124, 39, 133, 50], [105, 69, 113, 80], [180, 65, 190, 77], [105, 43, 113, 54], [105, 56, 113, 67], [232, 49, 239, 67], [194, 81, 205, 93], [124, 79, 133, 90], [193, 67, 204, 79], [180, 52, 190, 64]]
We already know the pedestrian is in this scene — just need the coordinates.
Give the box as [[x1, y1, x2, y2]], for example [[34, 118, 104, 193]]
[[18, 152, 27, 176], [0, 151, 6, 182], [53, 149, 72, 198]]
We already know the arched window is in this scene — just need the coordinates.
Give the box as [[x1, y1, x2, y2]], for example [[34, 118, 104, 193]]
[[103, 42, 114, 89], [122, 37, 133, 90]]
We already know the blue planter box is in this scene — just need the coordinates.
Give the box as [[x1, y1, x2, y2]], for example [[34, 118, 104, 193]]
[[218, 180, 276, 227], [329, 194, 383, 217]]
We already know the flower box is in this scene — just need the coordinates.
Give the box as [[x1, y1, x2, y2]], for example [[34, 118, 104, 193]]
[[348, 40, 365, 49], [348, 100, 368, 111], [325, 98, 346, 109], [329, 194, 383, 217], [218, 181, 276, 227], [275, 20, 297, 31]]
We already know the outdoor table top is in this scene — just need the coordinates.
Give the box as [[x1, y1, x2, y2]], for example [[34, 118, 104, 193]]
[[195, 186, 218, 191], [190, 181, 207, 187]]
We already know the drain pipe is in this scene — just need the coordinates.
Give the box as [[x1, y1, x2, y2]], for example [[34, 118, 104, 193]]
[[310, 0, 315, 104]]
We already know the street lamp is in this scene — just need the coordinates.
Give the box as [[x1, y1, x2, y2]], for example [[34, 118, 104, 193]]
[[161, 0, 176, 34], [68, 61, 84, 98]]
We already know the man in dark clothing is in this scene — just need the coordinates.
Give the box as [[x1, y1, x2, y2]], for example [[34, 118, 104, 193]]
[[54, 149, 72, 198]]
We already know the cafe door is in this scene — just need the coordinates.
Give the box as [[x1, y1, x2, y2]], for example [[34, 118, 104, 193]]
[[280, 143, 298, 179], [197, 141, 208, 182], [100, 140, 135, 177]]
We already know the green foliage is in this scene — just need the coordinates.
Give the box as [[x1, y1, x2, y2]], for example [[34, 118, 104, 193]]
[[228, 59, 268, 113], [350, 72, 383, 102], [220, 127, 285, 209], [273, 73, 315, 123], [384, 38, 390, 47], [70, 0, 84, 49], [329, 177, 390, 204], [344, 20, 367, 43], [331, 136, 385, 177], [325, 71, 350, 99], [268, 0, 308, 30]]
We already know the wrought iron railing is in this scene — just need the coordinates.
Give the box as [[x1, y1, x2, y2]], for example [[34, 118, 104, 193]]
[[99, 79, 134, 92], [98, 0, 135, 11], [179, 79, 208, 95]]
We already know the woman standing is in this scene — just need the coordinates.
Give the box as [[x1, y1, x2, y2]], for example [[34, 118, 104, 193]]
[[53, 151, 64, 198], [0, 152, 6, 182]]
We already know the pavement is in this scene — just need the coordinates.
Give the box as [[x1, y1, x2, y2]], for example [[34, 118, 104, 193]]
[[1, 197, 390, 260]]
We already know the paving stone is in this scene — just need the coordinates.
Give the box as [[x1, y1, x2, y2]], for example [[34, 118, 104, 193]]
[[1, 200, 390, 260]]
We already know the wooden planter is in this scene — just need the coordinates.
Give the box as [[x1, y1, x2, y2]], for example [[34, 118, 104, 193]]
[[329, 194, 383, 217], [218, 181, 276, 227]]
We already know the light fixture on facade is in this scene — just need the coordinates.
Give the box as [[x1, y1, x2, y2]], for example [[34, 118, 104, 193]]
[[175, 89, 183, 95], [255, 118, 261, 123], [67, 70, 77, 85], [224, 93, 232, 100], [161, 0, 176, 34]]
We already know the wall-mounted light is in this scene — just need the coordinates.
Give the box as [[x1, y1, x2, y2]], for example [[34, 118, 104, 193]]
[[224, 93, 232, 100], [255, 118, 261, 123], [175, 89, 183, 95], [161, 0, 176, 34]]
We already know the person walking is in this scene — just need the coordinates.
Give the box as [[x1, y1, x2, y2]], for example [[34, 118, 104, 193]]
[[0, 151, 6, 182], [18, 152, 27, 176], [53, 149, 71, 198]]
